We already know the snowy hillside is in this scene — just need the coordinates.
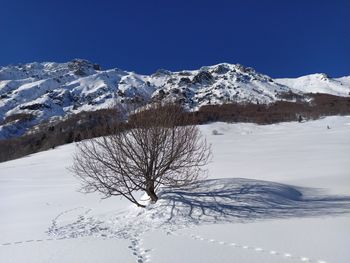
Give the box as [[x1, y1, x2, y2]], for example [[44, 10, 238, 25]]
[[276, 74, 350, 97], [1, 116, 349, 263], [1, 59, 350, 139]]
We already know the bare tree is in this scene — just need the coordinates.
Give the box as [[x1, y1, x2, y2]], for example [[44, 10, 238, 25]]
[[71, 103, 211, 207]]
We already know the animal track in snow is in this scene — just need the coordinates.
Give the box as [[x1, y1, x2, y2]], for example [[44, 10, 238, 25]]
[[0, 237, 71, 248], [46, 207, 159, 262], [127, 236, 153, 263], [0, 224, 330, 263], [175, 232, 328, 263]]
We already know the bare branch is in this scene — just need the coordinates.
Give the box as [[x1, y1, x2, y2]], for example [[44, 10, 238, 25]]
[[71, 103, 212, 207]]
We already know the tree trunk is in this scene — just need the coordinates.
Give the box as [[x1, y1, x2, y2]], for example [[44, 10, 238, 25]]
[[146, 182, 158, 203]]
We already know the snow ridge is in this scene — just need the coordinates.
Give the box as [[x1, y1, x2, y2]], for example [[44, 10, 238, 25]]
[[1, 59, 349, 139]]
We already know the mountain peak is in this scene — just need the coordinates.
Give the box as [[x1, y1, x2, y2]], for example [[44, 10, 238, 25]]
[[1, 60, 349, 139]]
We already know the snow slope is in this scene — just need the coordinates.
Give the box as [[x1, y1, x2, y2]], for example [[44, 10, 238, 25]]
[[276, 74, 350, 97], [1, 116, 350, 262], [2, 59, 350, 139]]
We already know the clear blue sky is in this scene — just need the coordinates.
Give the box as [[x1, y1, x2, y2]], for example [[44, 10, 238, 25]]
[[1, 0, 349, 77]]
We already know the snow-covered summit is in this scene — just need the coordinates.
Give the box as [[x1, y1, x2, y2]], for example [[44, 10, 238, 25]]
[[276, 73, 350, 97], [0, 59, 101, 81], [0, 60, 349, 139], [148, 63, 293, 108]]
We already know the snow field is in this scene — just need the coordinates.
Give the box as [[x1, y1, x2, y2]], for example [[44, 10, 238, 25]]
[[0, 116, 349, 262]]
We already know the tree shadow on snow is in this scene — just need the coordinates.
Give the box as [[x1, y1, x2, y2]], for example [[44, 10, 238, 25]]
[[48, 178, 350, 239], [154, 178, 350, 225]]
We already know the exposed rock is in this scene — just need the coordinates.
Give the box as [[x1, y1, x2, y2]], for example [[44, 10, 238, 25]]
[[152, 69, 172, 77], [213, 64, 230, 74], [20, 103, 50, 111], [93, 64, 101, 71], [192, 71, 214, 84], [178, 77, 192, 86], [68, 59, 96, 76]]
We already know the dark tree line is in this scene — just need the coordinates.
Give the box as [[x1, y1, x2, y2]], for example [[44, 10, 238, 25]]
[[1, 93, 349, 163]]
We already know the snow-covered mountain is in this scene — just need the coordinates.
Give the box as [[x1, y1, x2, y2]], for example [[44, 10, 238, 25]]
[[1, 59, 349, 139], [276, 74, 350, 97]]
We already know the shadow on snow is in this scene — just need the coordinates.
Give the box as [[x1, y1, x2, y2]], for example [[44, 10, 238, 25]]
[[48, 178, 350, 239], [155, 178, 350, 224]]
